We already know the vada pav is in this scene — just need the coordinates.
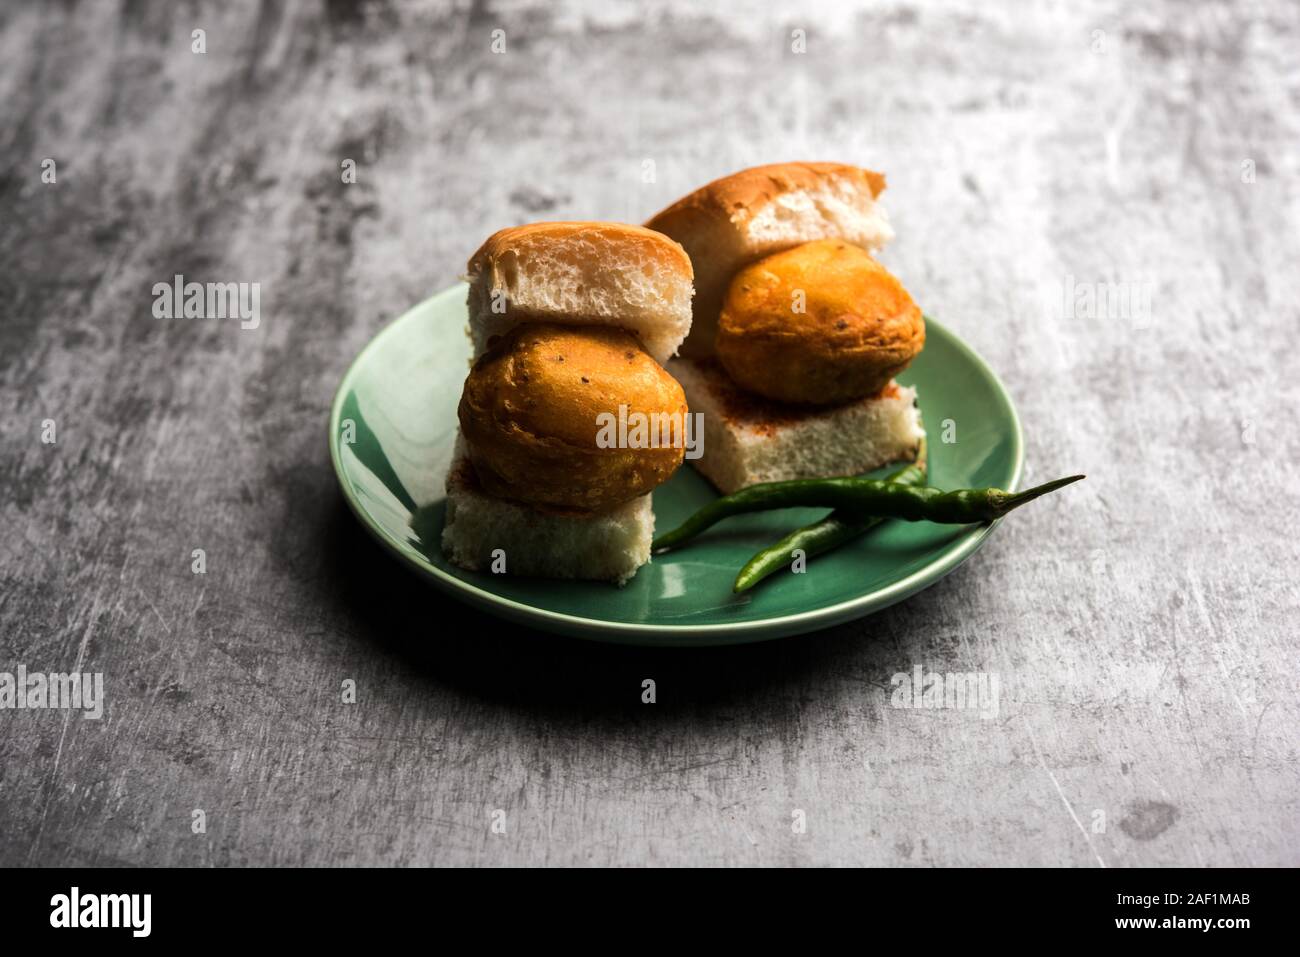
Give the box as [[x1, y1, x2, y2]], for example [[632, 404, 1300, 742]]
[[441, 222, 695, 584], [645, 163, 925, 494]]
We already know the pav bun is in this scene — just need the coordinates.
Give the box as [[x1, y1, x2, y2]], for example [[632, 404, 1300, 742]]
[[645, 162, 893, 357], [465, 222, 694, 364], [458, 322, 688, 512], [715, 240, 924, 405]]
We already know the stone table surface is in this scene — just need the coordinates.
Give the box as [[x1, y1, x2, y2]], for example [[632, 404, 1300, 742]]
[[1, 0, 1296, 867]]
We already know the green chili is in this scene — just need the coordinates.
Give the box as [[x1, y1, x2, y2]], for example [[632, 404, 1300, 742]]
[[652, 470, 1084, 553], [733, 452, 929, 593]]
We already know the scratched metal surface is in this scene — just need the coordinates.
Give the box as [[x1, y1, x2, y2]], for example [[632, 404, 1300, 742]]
[[1, 0, 1296, 867]]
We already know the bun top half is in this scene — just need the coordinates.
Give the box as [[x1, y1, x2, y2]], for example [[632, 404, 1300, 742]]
[[644, 162, 894, 358], [465, 221, 694, 365]]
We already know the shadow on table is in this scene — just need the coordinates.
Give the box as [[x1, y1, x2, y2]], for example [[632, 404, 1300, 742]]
[[319, 495, 943, 722]]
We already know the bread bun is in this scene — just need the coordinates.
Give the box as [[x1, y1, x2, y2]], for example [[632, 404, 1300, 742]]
[[645, 163, 893, 357], [667, 357, 924, 494], [465, 221, 693, 365], [715, 240, 924, 405], [442, 439, 655, 585], [458, 323, 688, 512]]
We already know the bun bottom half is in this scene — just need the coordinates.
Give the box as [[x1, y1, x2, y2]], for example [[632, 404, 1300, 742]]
[[667, 359, 924, 495], [441, 439, 654, 586]]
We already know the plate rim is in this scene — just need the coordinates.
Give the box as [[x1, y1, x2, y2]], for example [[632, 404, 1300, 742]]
[[329, 285, 1024, 644]]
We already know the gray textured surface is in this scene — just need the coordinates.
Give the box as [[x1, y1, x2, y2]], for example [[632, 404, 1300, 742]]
[[1, 0, 1297, 867]]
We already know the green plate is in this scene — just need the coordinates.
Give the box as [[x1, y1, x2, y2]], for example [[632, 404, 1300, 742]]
[[329, 285, 1022, 646]]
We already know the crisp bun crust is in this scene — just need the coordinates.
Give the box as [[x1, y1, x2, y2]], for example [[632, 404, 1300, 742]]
[[645, 162, 886, 233], [466, 221, 692, 280]]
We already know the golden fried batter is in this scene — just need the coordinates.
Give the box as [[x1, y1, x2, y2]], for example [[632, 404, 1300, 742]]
[[716, 240, 924, 404], [459, 323, 688, 512]]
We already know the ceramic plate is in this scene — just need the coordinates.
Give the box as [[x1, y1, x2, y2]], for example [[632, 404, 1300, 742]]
[[329, 285, 1023, 646]]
